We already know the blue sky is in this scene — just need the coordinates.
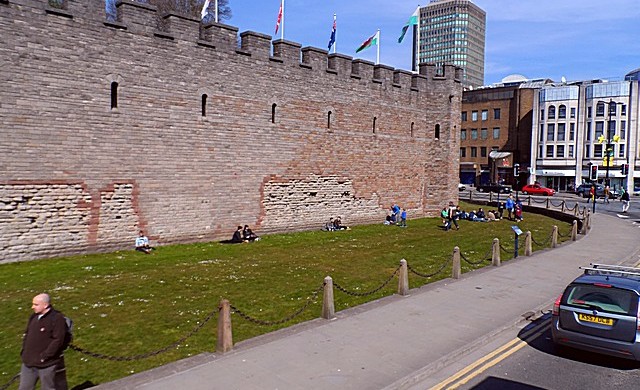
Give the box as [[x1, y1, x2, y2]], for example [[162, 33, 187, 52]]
[[222, 0, 640, 85]]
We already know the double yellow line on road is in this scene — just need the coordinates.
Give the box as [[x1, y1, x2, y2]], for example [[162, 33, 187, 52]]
[[430, 318, 551, 390]]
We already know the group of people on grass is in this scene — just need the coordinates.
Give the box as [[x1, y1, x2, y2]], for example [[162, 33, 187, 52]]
[[441, 195, 523, 231], [323, 216, 350, 231], [384, 204, 407, 227], [230, 225, 261, 243]]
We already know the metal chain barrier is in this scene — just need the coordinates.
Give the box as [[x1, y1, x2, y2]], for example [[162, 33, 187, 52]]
[[531, 231, 553, 247], [499, 243, 512, 253], [557, 228, 567, 238], [230, 284, 324, 326], [0, 373, 20, 390], [565, 203, 578, 212], [69, 306, 218, 361], [407, 259, 449, 278], [549, 199, 564, 208], [333, 265, 401, 296], [530, 197, 547, 205], [460, 247, 492, 265]]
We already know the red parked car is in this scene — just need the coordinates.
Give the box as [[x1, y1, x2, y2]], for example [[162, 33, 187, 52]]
[[521, 183, 555, 196]]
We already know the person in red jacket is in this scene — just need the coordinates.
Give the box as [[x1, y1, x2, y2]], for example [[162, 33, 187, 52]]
[[19, 293, 68, 390]]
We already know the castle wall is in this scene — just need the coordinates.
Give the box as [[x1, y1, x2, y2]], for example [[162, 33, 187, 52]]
[[0, 0, 462, 263]]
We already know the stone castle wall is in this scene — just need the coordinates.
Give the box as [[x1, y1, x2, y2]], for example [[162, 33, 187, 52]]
[[0, 0, 462, 263]]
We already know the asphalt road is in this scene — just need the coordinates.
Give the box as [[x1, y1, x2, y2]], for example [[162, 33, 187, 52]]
[[454, 316, 640, 390]]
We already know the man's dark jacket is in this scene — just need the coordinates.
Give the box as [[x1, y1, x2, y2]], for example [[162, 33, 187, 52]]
[[21, 307, 66, 368]]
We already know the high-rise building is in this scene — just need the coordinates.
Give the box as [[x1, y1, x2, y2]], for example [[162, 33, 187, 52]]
[[416, 0, 486, 88]]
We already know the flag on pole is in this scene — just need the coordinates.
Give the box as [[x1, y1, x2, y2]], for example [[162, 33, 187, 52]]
[[328, 14, 337, 50], [275, 1, 283, 34], [398, 6, 420, 43], [356, 31, 379, 53], [201, 0, 211, 20]]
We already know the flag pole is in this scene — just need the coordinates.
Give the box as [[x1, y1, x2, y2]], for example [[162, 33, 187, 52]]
[[333, 13, 337, 54], [281, 0, 285, 40], [214, 0, 218, 23], [376, 29, 380, 65]]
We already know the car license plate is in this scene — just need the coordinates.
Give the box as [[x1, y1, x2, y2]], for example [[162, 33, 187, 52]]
[[578, 313, 613, 325]]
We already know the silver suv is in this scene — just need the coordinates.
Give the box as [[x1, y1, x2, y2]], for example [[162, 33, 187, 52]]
[[552, 264, 640, 360]]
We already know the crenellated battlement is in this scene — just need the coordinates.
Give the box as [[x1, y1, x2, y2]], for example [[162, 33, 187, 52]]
[[4, 0, 460, 92], [0, 0, 462, 262]]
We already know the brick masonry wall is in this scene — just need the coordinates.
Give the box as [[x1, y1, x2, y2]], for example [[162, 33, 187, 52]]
[[0, 0, 462, 263]]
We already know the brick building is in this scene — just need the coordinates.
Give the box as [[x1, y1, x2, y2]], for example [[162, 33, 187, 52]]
[[0, 0, 462, 262], [459, 77, 548, 188]]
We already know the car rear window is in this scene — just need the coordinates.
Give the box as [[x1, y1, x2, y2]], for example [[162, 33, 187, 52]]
[[564, 284, 638, 315]]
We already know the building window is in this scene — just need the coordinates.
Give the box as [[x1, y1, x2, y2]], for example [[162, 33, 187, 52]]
[[546, 145, 554, 158], [460, 147, 466, 157], [410, 121, 414, 137], [556, 145, 565, 158], [540, 109, 545, 121], [558, 105, 566, 119], [585, 144, 590, 158], [327, 111, 332, 129], [471, 111, 478, 121], [546, 124, 555, 141], [471, 129, 478, 140], [548, 105, 556, 119], [460, 129, 467, 140], [619, 145, 625, 158], [587, 106, 592, 118], [201, 94, 207, 117], [110, 81, 118, 109], [609, 103, 617, 117], [538, 145, 544, 158], [373, 116, 377, 133], [480, 147, 487, 157], [557, 123, 565, 141], [481, 128, 487, 139], [435, 124, 440, 139], [621, 104, 627, 116], [271, 103, 277, 123], [461, 111, 467, 121], [596, 102, 605, 117], [493, 108, 501, 119], [595, 121, 604, 139], [492, 127, 500, 139], [621, 121, 626, 139], [481, 109, 488, 121], [569, 145, 574, 158], [569, 123, 575, 141], [470, 147, 477, 157], [539, 124, 544, 142], [570, 107, 576, 119], [607, 120, 616, 139], [586, 122, 591, 141], [594, 144, 603, 158]]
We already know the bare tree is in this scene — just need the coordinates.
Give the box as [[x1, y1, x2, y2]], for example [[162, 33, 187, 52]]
[[106, 0, 231, 22]]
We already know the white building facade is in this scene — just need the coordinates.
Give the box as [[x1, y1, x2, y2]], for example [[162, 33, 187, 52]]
[[531, 78, 640, 192]]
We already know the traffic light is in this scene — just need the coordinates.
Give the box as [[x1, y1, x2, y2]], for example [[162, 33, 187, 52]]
[[621, 163, 629, 176], [590, 165, 598, 181]]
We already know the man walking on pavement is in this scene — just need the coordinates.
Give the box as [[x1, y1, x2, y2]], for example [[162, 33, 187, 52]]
[[19, 293, 68, 390], [621, 189, 630, 213]]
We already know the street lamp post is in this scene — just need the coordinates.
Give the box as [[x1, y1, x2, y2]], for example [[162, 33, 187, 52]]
[[597, 99, 621, 188]]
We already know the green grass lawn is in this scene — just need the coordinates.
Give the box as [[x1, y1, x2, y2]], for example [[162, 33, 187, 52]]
[[0, 202, 572, 388]]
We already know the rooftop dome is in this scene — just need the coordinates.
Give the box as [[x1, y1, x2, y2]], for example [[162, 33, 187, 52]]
[[501, 74, 528, 83]]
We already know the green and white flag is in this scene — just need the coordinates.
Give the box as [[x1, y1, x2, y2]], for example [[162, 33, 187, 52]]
[[398, 6, 419, 43]]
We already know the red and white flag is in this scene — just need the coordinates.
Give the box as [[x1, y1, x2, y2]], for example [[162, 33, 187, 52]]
[[274, 1, 283, 34]]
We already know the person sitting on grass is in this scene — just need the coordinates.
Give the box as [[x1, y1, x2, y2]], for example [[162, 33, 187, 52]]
[[243, 225, 260, 241], [333, 216, 349, 230], [324, 217, 336, 231], [135, 231, 154, 254], [231, 226, 247, 243]]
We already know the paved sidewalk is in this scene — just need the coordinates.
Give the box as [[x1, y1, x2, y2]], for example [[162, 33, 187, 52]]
[[96, 213, 640, 390]]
